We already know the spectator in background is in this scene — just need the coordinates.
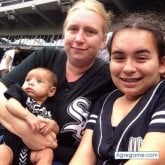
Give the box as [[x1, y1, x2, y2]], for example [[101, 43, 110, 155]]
[[12, 53, 23, 69], [0, 47, 21, 77]]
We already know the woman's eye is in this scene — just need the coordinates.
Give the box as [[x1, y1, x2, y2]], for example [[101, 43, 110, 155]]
[[85, 29, 97, 36], [86, 30, 94, 34], [68, 27, 78, 33]]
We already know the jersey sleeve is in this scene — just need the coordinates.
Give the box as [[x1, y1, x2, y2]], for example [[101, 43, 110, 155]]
[[148, 81, 165, 132], [86, 93, 108, 130], [4, 84, 27, 107]]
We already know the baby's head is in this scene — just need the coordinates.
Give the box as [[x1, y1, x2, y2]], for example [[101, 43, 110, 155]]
[[22, 67, 58, 102]]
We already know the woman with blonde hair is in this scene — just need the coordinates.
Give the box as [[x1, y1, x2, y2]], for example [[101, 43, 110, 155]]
[[0, 0, 115, 164]]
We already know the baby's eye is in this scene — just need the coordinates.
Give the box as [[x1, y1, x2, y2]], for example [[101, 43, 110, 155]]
[[25, 78, 30, 82], [37, 80, 42, 83]]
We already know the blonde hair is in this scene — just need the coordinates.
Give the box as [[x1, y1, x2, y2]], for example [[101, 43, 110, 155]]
[[63, 0, 112, 34]]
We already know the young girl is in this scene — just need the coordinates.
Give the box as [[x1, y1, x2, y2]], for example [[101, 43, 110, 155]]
[[70, 13, 165, 165]]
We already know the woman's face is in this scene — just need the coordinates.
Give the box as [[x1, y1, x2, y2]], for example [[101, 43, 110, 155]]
[[64, 9, 105, 66], [110, 29, 165, 100]]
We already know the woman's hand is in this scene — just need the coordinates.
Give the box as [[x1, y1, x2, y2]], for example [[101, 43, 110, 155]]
[[22, 129, 58, 150]]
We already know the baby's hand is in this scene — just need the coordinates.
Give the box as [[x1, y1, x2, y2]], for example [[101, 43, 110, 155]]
[[25, 113, 45, 132], [38, 118, 59, 135]]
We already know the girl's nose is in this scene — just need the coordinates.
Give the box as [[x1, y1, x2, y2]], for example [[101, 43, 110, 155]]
[[123, 60, 136, 73]]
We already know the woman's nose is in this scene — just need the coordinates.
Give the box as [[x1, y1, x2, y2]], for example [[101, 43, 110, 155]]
[[75, 31, 84, 42]]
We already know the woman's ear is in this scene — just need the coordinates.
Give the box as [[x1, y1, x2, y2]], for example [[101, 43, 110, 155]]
[[48, 87, 56, 97]]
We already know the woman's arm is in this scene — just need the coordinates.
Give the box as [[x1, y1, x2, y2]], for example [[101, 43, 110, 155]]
[[6, 98, 60, 135], [0, 82, 57, 150], [5, 97, 48, 132], [125, 132, 165, 165], [69, 129, 97, 165]]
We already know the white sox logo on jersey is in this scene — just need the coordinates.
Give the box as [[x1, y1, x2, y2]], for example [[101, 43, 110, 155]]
[[61, 97, 91, 141]]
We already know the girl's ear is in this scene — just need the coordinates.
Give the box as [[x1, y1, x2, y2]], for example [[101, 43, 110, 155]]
[[159, 56, 165, 77], [48, 87, 56, 97]]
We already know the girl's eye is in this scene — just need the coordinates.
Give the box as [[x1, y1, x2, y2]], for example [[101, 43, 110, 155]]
[[136, 55, 149, 63], [111, 54, 125, 62]]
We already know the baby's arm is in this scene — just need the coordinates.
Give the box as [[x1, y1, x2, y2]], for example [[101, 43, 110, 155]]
[[5, 97, 44, 132]]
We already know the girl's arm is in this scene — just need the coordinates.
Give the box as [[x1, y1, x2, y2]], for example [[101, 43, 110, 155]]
[[69, 129, 97, 165], [125, 132, 165, 165]]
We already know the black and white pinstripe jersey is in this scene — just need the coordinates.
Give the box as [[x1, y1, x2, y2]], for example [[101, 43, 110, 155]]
[[87, 80, 165, 165]]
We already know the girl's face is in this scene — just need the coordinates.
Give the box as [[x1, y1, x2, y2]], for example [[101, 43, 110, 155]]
[[64, 9, 105, 67], [110, 29, 165, 100]]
